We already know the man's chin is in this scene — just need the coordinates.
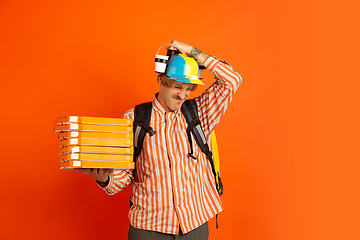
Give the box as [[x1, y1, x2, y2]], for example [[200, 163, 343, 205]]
[[170, 106, 180, 111], [167, 99, 185, 111], [170, 102, 183, 111]]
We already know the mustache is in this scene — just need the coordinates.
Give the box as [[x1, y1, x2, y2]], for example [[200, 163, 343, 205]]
[[173, 95, 187, 101]]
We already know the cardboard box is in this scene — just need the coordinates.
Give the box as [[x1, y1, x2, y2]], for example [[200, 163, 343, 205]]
[[59, 153, 133, 161], [54, 123, 132, 133], [56, 116, 132, 126], [55, 116, 135, 170], [59, 160, 135, 169], [59, 145, 134, 155], [59, 138, 133, 147], [58, 131, 133, 140]]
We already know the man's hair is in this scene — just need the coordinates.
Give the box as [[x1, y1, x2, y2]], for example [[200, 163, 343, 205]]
[[158, 74, 197, 91]]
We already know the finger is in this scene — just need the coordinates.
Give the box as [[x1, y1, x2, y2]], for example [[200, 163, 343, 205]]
[[169, 40, 180, 50], [98, 168, 109, 177], [103, 169, 113, 175], [167, 45, 178, 52], [85, 168, 93, 175], [93, 168, 103, 176]]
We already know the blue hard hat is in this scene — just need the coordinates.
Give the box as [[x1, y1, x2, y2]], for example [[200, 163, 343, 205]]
[[165, 54, 204, 85]]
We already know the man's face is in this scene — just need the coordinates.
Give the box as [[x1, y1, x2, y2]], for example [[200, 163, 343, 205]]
[[157, 79, 195, 111]]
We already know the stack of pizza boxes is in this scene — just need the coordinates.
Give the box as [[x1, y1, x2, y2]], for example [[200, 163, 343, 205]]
[[55, 116, 134, 169]]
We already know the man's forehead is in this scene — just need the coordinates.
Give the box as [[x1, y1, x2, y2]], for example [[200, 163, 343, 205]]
[[172, 81, 194, 88]]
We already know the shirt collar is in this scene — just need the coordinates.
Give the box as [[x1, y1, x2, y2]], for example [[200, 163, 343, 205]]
[[153, 93, 182, 116]]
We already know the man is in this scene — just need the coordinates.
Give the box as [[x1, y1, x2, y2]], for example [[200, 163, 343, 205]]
[[77, 40, 242, 239]]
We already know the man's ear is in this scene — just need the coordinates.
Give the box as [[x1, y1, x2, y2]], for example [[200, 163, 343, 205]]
[[157, 74, 161, 84]]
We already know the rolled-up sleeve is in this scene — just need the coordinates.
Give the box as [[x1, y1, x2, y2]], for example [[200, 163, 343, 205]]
[[195, 56, 242, 138]]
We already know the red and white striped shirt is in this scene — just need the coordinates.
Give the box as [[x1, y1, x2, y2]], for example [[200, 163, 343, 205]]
[[101, 56, 242, 234]]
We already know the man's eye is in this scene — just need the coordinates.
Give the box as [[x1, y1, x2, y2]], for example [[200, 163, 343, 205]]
[[175, 86, 181, 89]]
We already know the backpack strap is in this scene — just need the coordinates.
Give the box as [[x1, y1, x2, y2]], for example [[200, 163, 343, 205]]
[[181, 100, 210, 158], [130, 102, 156, 208], [133, 102, 156, 165], [181, 99, 221, 195]]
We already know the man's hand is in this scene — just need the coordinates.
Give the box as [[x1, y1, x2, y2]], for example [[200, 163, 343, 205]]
[[75, 168, 111, 183], [169, 40, 193, 55], [169, 40, 210, 65]]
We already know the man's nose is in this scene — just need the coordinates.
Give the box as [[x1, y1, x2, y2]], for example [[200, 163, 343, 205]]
[[179, 89, 187, 100]]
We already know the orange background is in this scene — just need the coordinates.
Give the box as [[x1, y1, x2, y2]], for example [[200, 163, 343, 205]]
[[0, 0, 347, 239]]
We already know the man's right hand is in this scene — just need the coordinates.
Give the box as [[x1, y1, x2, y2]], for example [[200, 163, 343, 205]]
[[75, 168, 111, 183], [169, 39, 210, 65]]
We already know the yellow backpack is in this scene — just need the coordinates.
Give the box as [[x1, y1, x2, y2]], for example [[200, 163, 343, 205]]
[[211, 131, 223, 196]]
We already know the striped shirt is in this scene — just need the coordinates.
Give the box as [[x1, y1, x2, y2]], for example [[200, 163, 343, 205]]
[[100, 56, 242, 234]]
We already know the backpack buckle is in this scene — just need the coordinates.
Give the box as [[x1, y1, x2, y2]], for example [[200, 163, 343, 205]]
[[188, 153, 197, 160]]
